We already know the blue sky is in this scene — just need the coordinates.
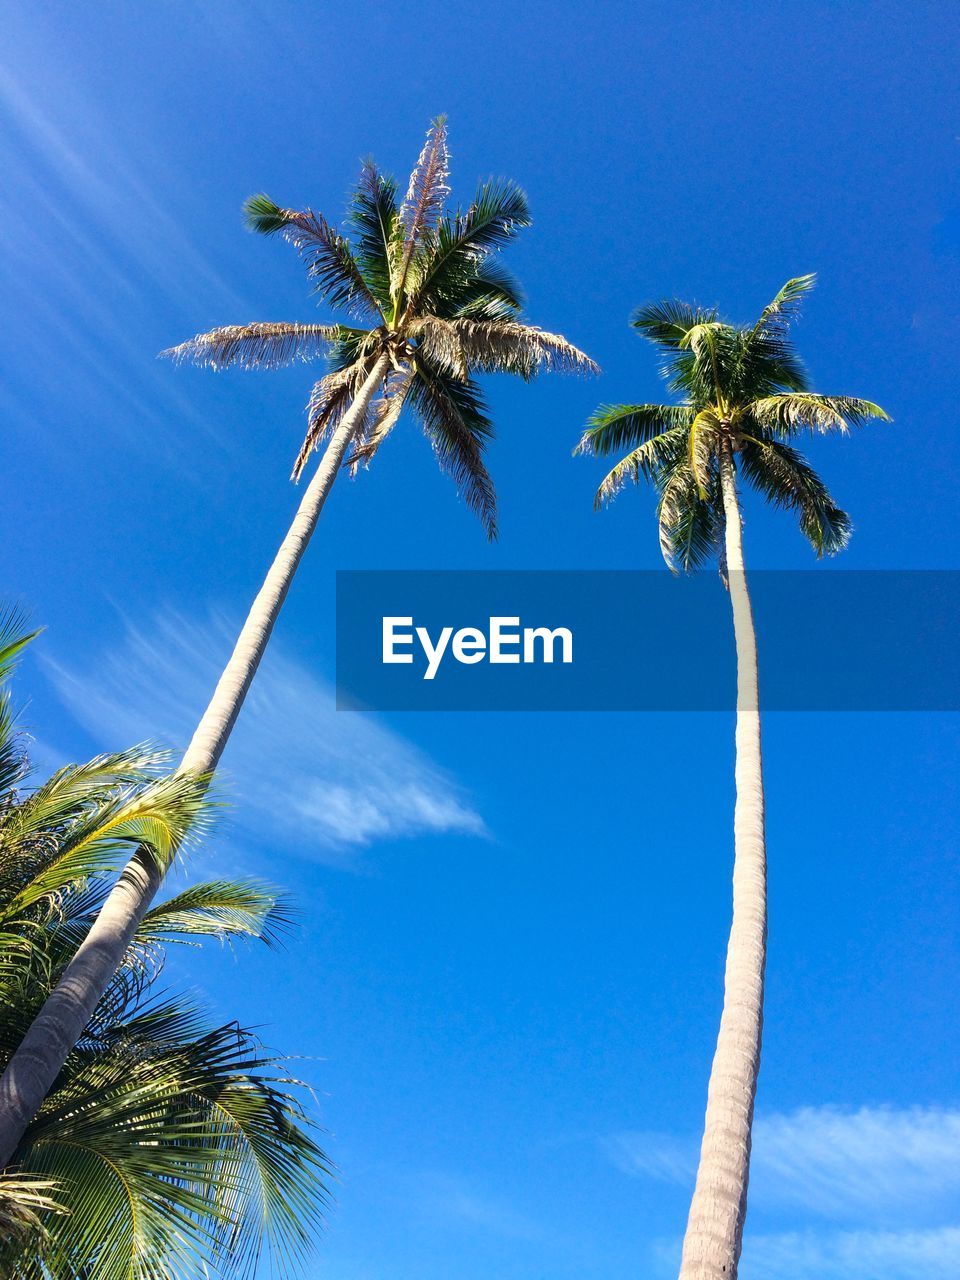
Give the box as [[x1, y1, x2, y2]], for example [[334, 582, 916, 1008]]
[[3, 2, 959, 1277]]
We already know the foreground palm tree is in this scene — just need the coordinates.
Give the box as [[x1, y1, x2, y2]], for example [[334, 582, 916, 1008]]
[[0, 119, 596, 1162], [576, 276, 887, 1280], [0, 619, 329, 1276]]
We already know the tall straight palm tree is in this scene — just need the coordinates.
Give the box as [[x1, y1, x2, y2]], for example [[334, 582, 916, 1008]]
[[576, 276, 887, 1280], [0, 619, 329, 1276], [0, 119, 596, 1162]]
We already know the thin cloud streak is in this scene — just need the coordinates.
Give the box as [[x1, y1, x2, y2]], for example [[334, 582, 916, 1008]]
[[44, 610, 486, 863], [610, 1103, 960, 1221], [652, 1226, 960, 1280]]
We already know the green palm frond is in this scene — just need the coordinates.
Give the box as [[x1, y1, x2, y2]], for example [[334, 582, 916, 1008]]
[[410, 357, 498, 540], [413, 179, 531, 313], [749, 273, 817, 340], [737, 438, 852, 555], [576, 404, 693, 458], [631, 298, 715, 348], [0, 610, 41, 685], [348, 159, 399, 312], [160, 323, 343, 371], [243, 195, 382, 319], [593, 426, 688, 507], [138, 879, 295, 948], [656, 461, 722, 571], [749, 393, 890, 436], [447, 257, 526, 320], [1, 772, 210, 921], [12, 1001, 329, 1280]]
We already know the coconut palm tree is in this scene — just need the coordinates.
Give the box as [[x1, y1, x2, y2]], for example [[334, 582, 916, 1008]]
[[0, 618, 329, 1277], [576, 275, 887, 1280], [0, 118, 596, 1163]]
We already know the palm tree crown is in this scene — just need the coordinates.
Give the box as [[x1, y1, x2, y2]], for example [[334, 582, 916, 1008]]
[[576, 274, 888, 567], [165, 117, 597, 538]]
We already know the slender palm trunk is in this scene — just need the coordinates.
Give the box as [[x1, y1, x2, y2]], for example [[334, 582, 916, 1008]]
[[677, 443, 767, 1280], [0, 355, 390, 1166]]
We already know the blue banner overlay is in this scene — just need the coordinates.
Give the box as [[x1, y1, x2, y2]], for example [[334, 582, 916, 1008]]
[[335, 571, 960, 712]]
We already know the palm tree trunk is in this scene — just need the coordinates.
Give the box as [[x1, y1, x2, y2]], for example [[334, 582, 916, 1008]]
[[677, 443, 767, 1280], [0, 355, 390, 1167]]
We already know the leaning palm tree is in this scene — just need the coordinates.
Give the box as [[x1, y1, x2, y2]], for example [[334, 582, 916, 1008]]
[[576, 275, 887, 1280], [0, 620, 329, 1276], [0, 119, 596, 1161]]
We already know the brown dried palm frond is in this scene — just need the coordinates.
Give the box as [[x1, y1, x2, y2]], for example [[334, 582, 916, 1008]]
[[0, 1174, 65, 1251], [394, 116, 450, 302], [447, 319, 599, 378], [291, 364, 368, 481], [347, 365, 416, 472], [412, 317, 469, 378], [161, 322, 342, 370]]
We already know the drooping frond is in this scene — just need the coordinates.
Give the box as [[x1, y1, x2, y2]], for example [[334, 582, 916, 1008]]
[[12, 1001, 330, 1280], [737, 438, 852, 555], [749, 393, 890, 436], [656, 460, 723, 571], [576, 403, 693, 457], [348, 160, 399, 310], [292, 361, 369, 481], [159, 322, 342, 371], [394, 117, 451, 301], [348, 364, 416, 470], [593, 426, 688, 507], [243, 194, 382, 317], [447, 257, 525, 319], [410, 357, 498, 539], [448, 319, 598, 378]]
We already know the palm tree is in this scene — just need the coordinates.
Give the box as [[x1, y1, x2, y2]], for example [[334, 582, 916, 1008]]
[[0, 619, 330, 1277], [576, 276, 887, 1280], [0, 117, 599, 1162], [0, 118, 596, 1162]]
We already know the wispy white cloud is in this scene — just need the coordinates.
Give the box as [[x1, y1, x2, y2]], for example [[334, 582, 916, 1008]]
[[742, 1225, 960, 1280], [610, 1103, 960, 1223], [43, 610, 486, 863], [651, 1225, 960, 1280]]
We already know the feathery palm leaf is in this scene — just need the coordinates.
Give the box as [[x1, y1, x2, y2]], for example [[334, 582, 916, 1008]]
[[576, 403, 693, 457], [161, 323, 344, 371]]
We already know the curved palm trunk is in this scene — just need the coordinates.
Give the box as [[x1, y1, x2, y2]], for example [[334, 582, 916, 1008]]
[[677, 444, 767, 1280], [0, 355, 390, 1166]]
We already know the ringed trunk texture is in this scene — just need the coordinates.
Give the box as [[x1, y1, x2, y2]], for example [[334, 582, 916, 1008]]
[[677, 444, 767, 1280], [0, 356, 390, 1167]]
